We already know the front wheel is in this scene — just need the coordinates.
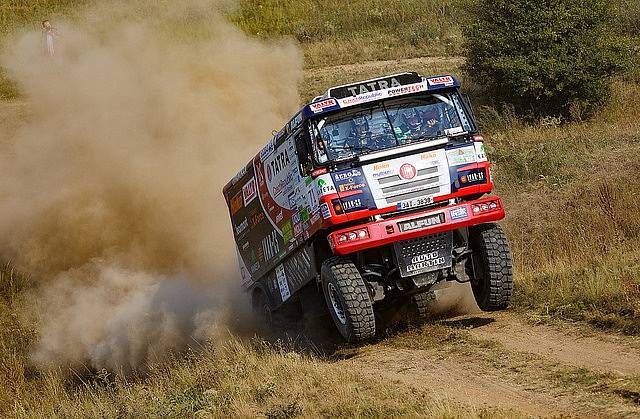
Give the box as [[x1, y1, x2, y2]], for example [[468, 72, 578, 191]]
[[467, 223, 513, 311], [321, 257, 375, 342]]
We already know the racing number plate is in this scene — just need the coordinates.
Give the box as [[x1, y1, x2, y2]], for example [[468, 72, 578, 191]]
[[393, 231, 453, 278]]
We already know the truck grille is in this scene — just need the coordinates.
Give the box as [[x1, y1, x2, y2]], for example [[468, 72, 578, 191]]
[[377, 164, 442, 205]]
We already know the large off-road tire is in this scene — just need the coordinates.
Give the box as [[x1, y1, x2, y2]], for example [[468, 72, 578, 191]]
[[321, 256, 375, 342], [467, 223, 513, 311]]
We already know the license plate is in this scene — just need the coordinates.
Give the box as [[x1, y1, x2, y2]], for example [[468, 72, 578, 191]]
[[396, 196, 433, 210], [393, 232, 452, 277]]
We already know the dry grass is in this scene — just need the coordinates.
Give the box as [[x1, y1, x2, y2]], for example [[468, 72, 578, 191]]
[[3, 331, 494, 417]]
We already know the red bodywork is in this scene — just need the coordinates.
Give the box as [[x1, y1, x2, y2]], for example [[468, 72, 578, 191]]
[[328, 196, 505, 255]]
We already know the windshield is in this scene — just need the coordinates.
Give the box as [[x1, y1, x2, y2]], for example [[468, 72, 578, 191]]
[[312, 92, 472, 163]]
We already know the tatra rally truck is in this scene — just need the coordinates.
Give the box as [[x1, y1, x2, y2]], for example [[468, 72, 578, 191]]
[[223, 73, 513, 341]]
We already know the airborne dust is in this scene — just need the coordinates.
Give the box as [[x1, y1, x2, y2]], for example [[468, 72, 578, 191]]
[[0, 1, 302, 371]]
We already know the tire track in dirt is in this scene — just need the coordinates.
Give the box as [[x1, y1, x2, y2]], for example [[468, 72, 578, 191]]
[[346, 346, 568, 417], [457, 311, 640, 377], [341, 284, 640, 417]]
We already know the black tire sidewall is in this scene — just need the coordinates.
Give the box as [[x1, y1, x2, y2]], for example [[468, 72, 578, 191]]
[[321, 264, 351, 339]]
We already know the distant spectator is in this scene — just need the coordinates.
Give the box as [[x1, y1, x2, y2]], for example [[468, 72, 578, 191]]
[[41, 20, 58, 58]]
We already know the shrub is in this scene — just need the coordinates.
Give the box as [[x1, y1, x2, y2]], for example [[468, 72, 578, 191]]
[[463, 0, 628, 119]]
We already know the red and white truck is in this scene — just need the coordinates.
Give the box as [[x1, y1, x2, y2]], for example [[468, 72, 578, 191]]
[[223, 72, 513, 341]]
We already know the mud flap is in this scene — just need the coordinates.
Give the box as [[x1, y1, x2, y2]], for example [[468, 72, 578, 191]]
[[393, 231, 453, 278]]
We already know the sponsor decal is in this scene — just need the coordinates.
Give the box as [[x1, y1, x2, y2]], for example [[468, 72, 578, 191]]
[[398, 213, 444, 232], [339, 182, 366, 192], [261, 230, 280, 262], [292, 111, 303, 127], [300, 207, 310, 223], [275, 210, 284, 223], [242, 177, 257, 206], [250, 211, 265, 228], [474, 142, 487, 161], [345, 77, 402, 96], [388, 83, 425, 96], [321, 202, 331, 219], [309, 98, 337, 113], [372, 169, 394, 179], [235, 218, 249, 235], [458, 168, 486, 186], [230, 191, 243, 215], [260, 138, 276, 160], [293, 222, 303, 237], [406, 252, 447, 273], [241, 241, 250, 251], [427, 76, 454, 86], [460, 170, 484, 184], [266, 149, 291, 182], [282, 221, 293, 243], [399, 163, 417, 180], [330, 73, 422, 99], [342, 198, 364, 211], [250, 261, 260, 274], [420, 151, 437, 160], [373, 162, 389, 171], [317, 178, 336, 194], [276, 264, 291, 302], [449, 206, 469, 220], [446, 147, 476, 165], [230, 166, 247, 186], [341, 91, 383, 106], [333, 168, 362, 182]]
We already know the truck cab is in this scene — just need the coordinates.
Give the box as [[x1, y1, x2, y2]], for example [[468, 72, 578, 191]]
[[224, 72, 513, 342]]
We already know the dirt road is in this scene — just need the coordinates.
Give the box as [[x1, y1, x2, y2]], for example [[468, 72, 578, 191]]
[[343, 284, 640, 418]]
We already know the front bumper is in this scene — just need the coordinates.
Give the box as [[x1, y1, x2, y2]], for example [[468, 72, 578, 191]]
[[328, 196, 505, 255]]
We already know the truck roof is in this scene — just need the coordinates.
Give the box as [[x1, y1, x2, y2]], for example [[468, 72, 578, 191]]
[[223, 73, 460, 194]]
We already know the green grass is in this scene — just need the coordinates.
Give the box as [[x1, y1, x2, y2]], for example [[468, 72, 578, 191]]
[[233, 0, 466, 67]]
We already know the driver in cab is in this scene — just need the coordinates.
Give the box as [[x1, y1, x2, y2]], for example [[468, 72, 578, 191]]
[[395, 107, 442, 143]]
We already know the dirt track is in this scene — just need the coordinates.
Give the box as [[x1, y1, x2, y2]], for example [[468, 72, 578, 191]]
[[343, 284, 640, 418]]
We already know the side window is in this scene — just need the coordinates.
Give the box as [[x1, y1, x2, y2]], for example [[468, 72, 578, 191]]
[[293, 126, 312, 176]]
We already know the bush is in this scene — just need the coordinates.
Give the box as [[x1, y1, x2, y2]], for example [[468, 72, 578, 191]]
[[463, 0, 628, 119]]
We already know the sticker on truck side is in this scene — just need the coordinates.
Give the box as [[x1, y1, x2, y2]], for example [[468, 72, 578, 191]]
[[275, 264, 291, 302]]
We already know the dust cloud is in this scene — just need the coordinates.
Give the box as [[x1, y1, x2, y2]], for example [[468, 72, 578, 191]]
[[0, 0, 302, 371]]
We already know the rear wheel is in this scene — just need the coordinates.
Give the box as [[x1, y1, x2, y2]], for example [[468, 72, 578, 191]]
[[321, 256, 375, 342], [252, 291, 274, 334], [467, 223, 513, 311]]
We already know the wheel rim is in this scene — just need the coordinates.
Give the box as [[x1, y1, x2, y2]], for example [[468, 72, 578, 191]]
[[327, 283, 347, 325]]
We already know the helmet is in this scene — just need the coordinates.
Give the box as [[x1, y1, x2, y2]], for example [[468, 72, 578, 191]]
[[402, 108, 422, 129]]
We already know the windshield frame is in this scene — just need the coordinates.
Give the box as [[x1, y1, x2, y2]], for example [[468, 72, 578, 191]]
[[309, 89, 475, 166]]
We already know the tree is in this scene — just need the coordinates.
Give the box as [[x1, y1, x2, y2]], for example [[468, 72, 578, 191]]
[[463, 0, 628, 119]]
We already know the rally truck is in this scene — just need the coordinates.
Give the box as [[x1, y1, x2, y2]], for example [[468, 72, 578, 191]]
[[223, 72, 513, 342]]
